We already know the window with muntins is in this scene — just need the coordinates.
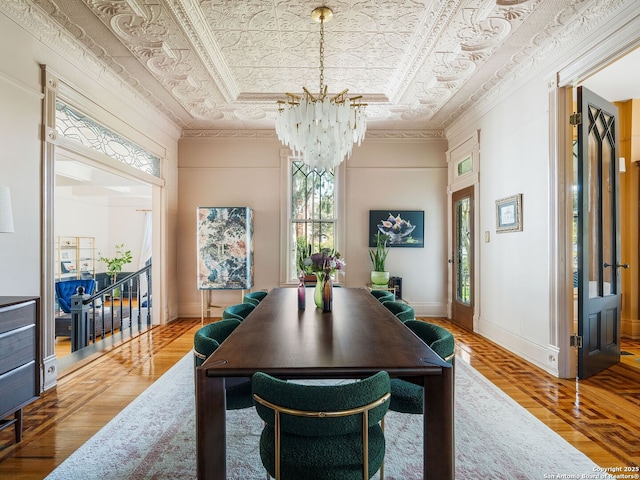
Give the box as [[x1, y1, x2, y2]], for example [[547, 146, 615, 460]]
[[289, 161, 337, 280]]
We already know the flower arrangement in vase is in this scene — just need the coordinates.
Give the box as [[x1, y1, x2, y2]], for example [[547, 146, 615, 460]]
[[302, 248, 345, 310]]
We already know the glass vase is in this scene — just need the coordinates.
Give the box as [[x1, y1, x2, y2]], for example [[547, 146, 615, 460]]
[[322, 271, 333, 312], [314, 273, 323, 308], [297, 272, 305, 310]]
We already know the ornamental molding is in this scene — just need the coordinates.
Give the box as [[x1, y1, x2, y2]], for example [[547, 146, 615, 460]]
[[181, 128, 445, 142], [443, 0, 638, 134], [2, 0, 636, 135], [1, 0, 184, 132]]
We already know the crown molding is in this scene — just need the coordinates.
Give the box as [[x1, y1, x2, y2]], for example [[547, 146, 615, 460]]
[[445, 0, 638, 140], [181, 128, 445, 142], [557, 0, 640, 87], [1, 0, 183, 139]]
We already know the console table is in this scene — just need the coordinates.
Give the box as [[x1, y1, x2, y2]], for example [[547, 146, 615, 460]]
[[0, 296, 40, 443]]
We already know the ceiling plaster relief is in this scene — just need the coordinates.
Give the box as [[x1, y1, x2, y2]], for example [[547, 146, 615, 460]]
[[76, 0, 545, 131], [1, 0, 635, 139], [441, 0, 631, 133]]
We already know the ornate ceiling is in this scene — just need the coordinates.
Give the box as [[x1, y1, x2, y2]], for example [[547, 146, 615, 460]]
[[8, 0, 632, 133]]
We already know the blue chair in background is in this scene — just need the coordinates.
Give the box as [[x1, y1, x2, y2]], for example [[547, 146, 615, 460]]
[[55, 279, 97, 313]]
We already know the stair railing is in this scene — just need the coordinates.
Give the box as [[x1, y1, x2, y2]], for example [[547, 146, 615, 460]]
[[70, 263, 152, 352]]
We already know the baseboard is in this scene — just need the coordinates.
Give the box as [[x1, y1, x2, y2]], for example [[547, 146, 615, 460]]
[[477, 318, 560, 377], [409, 301, 448, 317], [42, 354, 58, 391], [622, 317, 640, 339]]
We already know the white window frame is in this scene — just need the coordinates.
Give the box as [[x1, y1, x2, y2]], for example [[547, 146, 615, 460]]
[[279, 150, 346, 285]]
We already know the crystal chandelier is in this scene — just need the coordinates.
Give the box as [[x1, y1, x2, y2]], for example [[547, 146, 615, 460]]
[[275, 6, 367, 170]]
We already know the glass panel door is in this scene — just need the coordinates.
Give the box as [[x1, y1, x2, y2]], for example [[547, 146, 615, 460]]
[[452, 186, 474, 330]]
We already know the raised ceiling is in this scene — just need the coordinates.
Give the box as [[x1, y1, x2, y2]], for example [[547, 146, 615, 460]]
[[12, 0, 636, 133]]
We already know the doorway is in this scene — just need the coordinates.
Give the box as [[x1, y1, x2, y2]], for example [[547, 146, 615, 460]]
[[54, 153, 153, 364], [451, 186, 474, 330]]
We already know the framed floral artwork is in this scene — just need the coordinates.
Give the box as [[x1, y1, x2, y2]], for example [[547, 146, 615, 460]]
[[196, 207, 254, 289], [495, 194, 523, 233], [369, 210, 424, 247]]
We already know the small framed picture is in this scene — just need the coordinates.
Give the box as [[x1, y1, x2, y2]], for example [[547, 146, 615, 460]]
[[496, 194, 522, 233], [61, 261, 76, 273]]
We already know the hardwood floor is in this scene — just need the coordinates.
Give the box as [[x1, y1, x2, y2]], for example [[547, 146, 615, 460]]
[[0, 317, 638, 479]]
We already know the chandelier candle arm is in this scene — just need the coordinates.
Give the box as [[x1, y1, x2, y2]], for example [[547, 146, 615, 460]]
[[275, 6, 367, 170]]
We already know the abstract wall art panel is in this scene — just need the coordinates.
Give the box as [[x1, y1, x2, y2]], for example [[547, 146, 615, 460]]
[[197, 207, 254, 290]]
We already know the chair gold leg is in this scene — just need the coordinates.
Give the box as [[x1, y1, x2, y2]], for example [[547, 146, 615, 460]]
[[380, 416, 385, 479], [362, 411, 369, 480], [275, 411, 281, 480]]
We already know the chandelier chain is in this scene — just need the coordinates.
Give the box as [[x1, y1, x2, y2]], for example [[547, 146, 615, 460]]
[[319, 13, 325, 95], [275, 6, 367, 170]]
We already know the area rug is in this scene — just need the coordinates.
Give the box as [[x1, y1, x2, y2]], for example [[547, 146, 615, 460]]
[[46, 353, 600, 479]]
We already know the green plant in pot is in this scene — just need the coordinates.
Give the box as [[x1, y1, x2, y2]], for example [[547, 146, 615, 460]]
[[98, 243, 132, 297], [296, 238, 312, 276], [369, 232, 390, 286]]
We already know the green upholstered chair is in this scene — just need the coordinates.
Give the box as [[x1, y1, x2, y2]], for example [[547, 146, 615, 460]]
[[193, 319, 253, 410], [382, 301, 415, 323], [252, 371, 391, 480], [222, 302, 255, 321], [243, 290, 268, 306], [370, 289, 395, 304], [389, 320, 455, 414]]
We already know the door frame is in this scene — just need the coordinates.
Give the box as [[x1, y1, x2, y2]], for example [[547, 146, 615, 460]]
[[451, 185, 475, 330], [553, 24, 639, 377], [446, 132, 480, 331], [41, 67, 166, 390]]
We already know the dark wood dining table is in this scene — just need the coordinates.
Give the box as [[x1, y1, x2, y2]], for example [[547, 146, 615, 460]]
[[195, 287, 454, 479]]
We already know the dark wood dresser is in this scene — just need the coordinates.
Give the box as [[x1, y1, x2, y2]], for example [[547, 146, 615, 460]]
[[0, 296, 40, 443]]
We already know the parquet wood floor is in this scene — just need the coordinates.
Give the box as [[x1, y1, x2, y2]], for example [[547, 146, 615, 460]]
[[0, 316, 638, 479], [426, 318, 640, 471]]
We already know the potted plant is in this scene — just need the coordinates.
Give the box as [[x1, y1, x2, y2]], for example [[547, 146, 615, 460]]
[[369, 232, 390, 287], [296, 239, 313, 279], [98, 243, 133, 296]]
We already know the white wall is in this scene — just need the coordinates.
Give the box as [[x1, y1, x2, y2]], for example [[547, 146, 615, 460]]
[[345, 140, 448, 314], [0, 8, 179, 287], [0, 89, 41, 295], [0, 7, 180, 388], [55, 191, 151, 275], [0, 13, 45, 296], [177, 135, 448, 317], [446, 68, 556, 373], [177, 137, 288, 315]]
